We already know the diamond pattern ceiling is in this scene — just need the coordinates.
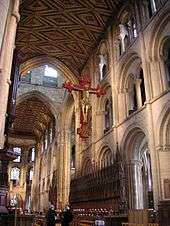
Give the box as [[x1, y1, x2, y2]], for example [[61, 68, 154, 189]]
[[16, 0, 122, 75]]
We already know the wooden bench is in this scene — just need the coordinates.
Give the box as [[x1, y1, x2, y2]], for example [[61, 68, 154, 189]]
[[71, 219, 94, 226], [122, 224, 159, 226]]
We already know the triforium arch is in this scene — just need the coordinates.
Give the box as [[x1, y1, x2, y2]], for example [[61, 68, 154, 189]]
[[102, 85, 113, 132], [20, 56, 78, 84], [117, 52, 146, 118], [117, 4, 137, 55], [96, 40, 110, 81], [118, 52, 141, 91], [97, 145, 113, 168], [159, 36, 170, 88], [122, 126, 154, 209], [81, 158, 93, 176], [156, 100, 170, 147], [95, 83, 113, 138], [147, 9, 170, 93], [148, 9, 170, 62], [156, 101, 170, 200]]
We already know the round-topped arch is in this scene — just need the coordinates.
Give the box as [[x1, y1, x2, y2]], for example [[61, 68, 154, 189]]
[[17, 90, 59, 120], [20, 56, 78, 84]]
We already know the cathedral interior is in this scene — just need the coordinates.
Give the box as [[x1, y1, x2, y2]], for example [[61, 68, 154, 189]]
[[0, 0, 170, 225]]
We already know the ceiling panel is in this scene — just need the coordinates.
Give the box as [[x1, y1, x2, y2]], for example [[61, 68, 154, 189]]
[[16, 0, 122, 75]]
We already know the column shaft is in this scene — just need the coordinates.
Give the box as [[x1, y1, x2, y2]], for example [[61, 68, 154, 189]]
[[127, 160, 143, 209], [0, 0, 20, 148]]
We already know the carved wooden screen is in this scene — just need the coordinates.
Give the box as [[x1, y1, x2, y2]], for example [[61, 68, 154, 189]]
[[70, 157, 128, 215]]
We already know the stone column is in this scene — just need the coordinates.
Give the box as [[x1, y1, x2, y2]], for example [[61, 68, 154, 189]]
[[127, 160, 144, 209], [149, 59, 163, 97], [57, 131, 64, 209], [118, 91, 127, 122], [74, 106, 81, 173], [0, 0, 20, 149], [135, 78, 142, 108], [146, 103, 160, 208], [0, 0, 10, 50], [95, 110, 104, 139], [138, 32, 152, 101], [62, 130, 71, 206]]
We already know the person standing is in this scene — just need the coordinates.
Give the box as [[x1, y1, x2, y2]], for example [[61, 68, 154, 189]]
[[46, 205, 57, 226], [60, 206, 73, 226]]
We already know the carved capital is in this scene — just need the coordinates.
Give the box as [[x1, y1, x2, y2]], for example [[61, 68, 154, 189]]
[[163, 145, 170, 152], [127, 159, 143, 168], [7, 78, 11, 86], [11, 11, 20, 23]]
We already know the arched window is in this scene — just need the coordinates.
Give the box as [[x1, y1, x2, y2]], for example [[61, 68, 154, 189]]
[[102, 64, 107, 78], [128, 79, 138, 115], [168, 47, 170, 84], [21, 71, 32, 83], [98, 42, 108, 80], [104, 97, 113, 132], [41, 139, 44, 153], [118, 39, 122, 57], [133, 84, 138, 110], [11, 167, 20, 180], [70, 111, 76, 172], [71, 145, 75, 169], [49, 127, 53, 143], [31, 147, 35, 162], [49, 120, 55, 144], [146, 0, 157, 18], [127, 68, 145, 115], [132, 17, 137, 38], [139, 69, 146, 106], [29, 168, 33, 181], [163, 39, 170, 86], [119, 23, 130, 53], [13, 147, 21, 162], [141, 151, 154, 209], [28, 147, 35, 162], [44, 130, 48, 150], [99, 54, 108, 80], [100, 148, 112, 168], [43, 65, 58, 87], [118, 13, 137, 55]]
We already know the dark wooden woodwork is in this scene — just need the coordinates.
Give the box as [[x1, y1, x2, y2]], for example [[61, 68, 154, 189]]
[[0, 160, 9, 213], [158, 200, 170, 226], [70, 157, 128, 216]]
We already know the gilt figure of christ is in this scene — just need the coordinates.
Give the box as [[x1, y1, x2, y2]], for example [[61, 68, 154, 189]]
[[63, 74, 106, 126]]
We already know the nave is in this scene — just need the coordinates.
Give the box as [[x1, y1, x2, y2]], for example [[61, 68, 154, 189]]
[[0, 0, 170, 225]]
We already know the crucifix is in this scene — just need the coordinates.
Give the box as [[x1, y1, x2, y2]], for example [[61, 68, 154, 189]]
[[63, 74, 106, 138]]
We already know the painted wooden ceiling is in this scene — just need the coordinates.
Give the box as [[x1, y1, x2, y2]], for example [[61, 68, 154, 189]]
[[10, 97, 54, 140], [16, 0, 122, 75]]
